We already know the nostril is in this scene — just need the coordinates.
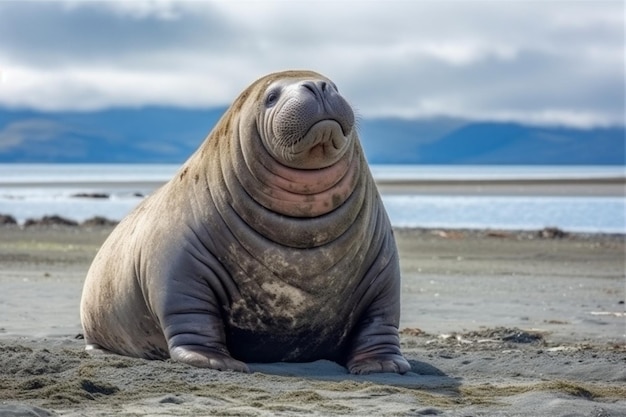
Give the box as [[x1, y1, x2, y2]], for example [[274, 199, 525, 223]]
[[301, 81, 330, 96], [302, 82, 316, 95]]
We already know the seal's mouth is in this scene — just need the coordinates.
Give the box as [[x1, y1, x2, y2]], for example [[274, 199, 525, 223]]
[[292, 119, 350, 157], [331, 117, 352, 138]]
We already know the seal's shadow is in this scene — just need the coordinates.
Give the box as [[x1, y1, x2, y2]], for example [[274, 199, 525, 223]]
[[249, 359, 460, 394]]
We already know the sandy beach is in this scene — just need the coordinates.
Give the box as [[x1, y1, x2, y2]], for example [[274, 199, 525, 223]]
[[0, 223, 624, 416]]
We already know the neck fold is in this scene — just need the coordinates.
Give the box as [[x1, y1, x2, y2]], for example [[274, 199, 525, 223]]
[[215, 127, 367, 248]]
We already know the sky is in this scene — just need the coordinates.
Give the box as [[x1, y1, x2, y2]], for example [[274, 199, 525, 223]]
[[0, 0, 623, 128]]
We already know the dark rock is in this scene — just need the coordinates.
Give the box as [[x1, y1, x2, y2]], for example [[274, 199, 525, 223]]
[[23, 216, 78, 227], [71, 193, 109, 199], [538, 227, 568, 239], [81, 216, 118, 227], [0, 214, 18, 225]]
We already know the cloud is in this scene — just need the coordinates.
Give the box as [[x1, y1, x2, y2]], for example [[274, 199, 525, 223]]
[[0, 1, 623, 127]]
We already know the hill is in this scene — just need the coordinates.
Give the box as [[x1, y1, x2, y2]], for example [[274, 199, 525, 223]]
[[0, 107, 623, 164]]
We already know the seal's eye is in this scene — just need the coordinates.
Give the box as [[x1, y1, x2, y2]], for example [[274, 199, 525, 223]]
[[265, 90, 279, 108]]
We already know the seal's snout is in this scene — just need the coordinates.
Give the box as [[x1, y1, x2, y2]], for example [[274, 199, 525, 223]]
[[263, 75, 356, 169], [298, 79, 354, 137]]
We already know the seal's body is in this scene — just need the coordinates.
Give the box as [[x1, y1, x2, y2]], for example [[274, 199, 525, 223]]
[[80, 70, 410, 374]]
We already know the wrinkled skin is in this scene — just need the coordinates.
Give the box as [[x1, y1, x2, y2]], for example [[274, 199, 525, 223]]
[[80, 70, 410, 375]]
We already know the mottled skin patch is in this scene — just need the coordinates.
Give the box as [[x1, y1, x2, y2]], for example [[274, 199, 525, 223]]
[[80, 70, 409, 375]]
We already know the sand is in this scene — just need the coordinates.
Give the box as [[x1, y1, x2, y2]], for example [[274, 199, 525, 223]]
[[0, 224, 624, 416]]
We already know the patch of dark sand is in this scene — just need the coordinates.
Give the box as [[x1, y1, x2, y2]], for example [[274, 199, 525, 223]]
[[0, 225, 110, 266], [250, 359, 458, 391]]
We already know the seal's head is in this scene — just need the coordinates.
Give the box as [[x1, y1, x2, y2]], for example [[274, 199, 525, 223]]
[[205, 70, 362, 220], [257, 72, 355, 169]]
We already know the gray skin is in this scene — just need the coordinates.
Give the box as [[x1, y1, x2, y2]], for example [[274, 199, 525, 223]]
[[80, 70, 410, 375]]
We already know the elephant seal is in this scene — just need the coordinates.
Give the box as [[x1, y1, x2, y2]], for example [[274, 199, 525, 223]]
[[80, 70, 410, 375]]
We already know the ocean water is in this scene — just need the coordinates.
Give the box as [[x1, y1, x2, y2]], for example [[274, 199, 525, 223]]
[[0, 164, 624, 234]]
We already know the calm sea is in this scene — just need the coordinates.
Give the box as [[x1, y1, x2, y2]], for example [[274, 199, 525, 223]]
[[0, 164, 624, 234]]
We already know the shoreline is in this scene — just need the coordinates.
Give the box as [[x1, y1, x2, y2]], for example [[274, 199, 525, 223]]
[[2, 215, 625, 240]]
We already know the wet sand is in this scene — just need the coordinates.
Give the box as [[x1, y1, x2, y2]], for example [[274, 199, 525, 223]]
[[375, 177, 625, 196], [0, 225, 624, 416]]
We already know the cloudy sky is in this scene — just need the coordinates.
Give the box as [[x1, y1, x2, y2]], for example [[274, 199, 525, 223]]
[[0, 0, 623, 128]]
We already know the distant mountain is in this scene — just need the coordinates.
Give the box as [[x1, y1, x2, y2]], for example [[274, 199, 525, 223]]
[[404, 122, 625, 165], [360, 118, 625, 165], [0, 107, 624, 164], [0, 107, 226, 163]]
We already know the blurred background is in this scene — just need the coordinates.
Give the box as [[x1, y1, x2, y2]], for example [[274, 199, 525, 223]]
[[0, 0, 624, 232]]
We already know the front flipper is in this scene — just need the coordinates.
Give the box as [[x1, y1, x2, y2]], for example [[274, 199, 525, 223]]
[[163, 309, 250, 372], [158, 265, 248, 372], [346, 317, 410, 375], [170, 345, 249, 372], [161, 294, 252, 372], [345, 251, 410, 375]]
